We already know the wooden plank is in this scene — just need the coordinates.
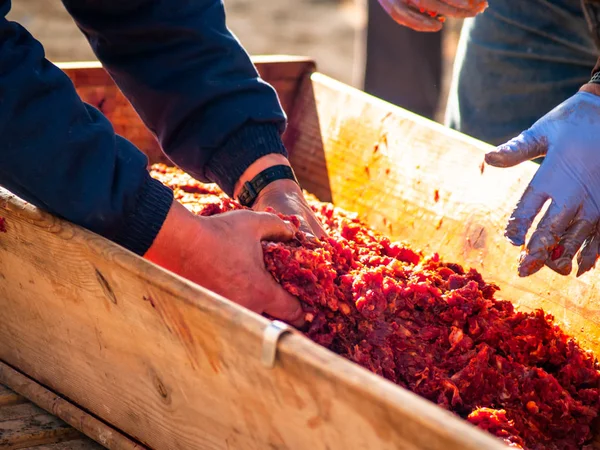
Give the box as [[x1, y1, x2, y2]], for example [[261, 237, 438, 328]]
[[0, 363, 144, 450], [21, 440, 103, 450], [0, 412, 80, 449], [57, 57, 315, 166], [0, 382, 106, 449], [0, 403, 46, 421], [0, 384, 25, 407], [286, 73, 333, 202], [9, 60, 596, 449], [0, 174, 507, 448], [291, 74, 600, 449], [288, 73, 600, 359]]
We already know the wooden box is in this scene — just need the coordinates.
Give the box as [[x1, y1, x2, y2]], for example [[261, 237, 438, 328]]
[[0, 57, 598, 449]]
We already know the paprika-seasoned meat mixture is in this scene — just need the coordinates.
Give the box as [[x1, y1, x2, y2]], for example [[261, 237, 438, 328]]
[[151, 164, 600, 450]]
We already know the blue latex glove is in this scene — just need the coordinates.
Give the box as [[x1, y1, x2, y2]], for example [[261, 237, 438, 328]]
[[485, 92, 600, 277], [377, 0, 487, 32]]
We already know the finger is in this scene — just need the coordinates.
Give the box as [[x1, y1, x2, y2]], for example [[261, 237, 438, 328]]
[[302, 209, 328, 239], [263, 285, 305, 327], [440, 0, 487, 13], [383, 2, 443, 31], [251, 212, 296, 242], [577, 232, 600, 277], [518, 201, 578, 277], [409, 0, 476, 17], [545, 218, 595, 275], [485, 130, 547, 168], [308, 216, 328, 239], [294, 214, 315, 237], [505, 184, 549, 246]]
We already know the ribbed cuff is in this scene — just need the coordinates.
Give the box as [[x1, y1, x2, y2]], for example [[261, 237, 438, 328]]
[[205, 122, 288, 197], [113, 172, 174, 256]]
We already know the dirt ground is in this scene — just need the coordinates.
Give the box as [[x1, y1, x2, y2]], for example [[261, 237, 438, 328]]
[[6, 0, 461, 121]]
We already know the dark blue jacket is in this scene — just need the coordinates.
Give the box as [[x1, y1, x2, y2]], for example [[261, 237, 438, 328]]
[[0, 0, 288, 255]]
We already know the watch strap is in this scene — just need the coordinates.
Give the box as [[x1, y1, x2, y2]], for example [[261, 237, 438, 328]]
[[237, 165, 299, 207], [590, 71, 600, 84]]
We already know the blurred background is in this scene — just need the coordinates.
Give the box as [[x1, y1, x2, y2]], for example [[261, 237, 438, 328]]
[[7, 0, 462, 122]]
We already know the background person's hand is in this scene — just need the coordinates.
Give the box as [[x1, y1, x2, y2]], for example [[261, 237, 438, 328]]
[[145, 201, 305, 326], [484, 92, 600, 278], [378, 0, 487, 32]]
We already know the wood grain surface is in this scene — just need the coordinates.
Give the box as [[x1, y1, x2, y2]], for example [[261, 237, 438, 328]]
[[0, 157, 506, 449], [0, 381, 101, 449], [290, 73, 600, 356], [0, 362, 143, 449], [1, 60, 599, 449]]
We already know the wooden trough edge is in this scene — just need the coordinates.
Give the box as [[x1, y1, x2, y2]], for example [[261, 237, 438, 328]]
[[0, 58, 513, 449], [0, 171, 509, 449], [0, 360, 145, 450]]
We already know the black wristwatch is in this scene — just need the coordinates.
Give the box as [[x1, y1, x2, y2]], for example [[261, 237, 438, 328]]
[[590, 72, 600, 84], [237, 165, 299, 207]]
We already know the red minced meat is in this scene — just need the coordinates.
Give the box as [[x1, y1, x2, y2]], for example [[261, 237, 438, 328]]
[[151, 164, 600, 450]]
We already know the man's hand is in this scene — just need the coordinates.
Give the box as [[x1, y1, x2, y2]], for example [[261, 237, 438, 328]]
[[378, 0, 487, 32], [145, 201, 305, 326], [234, 154, 327, 239], [485, 92, 600, 277], [252, 179, 327, 239]]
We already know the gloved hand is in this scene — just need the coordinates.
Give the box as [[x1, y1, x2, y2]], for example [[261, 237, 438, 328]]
[[485, 92, 600, 277], [378, 0, 487, 32]]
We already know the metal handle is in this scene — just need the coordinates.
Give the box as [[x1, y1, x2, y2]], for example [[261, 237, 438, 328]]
[[261, 320, 293, 369]]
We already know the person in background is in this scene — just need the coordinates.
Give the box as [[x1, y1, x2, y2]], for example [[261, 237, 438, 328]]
[[382, 0, 600, 280], [363, 0, 443, 120], [444, 0, 600, 278], [363, 0, 487, 119]]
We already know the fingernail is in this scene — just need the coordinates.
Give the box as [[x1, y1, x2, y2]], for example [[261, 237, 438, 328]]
[[577, 260, 596, 278], [505, 234, 525, 247], [553, 257, 572, 276], [576, 252, 598, 277], [484, 152, 499, 165], [504, 227, 525, 246], [518, 253, 545, 277], [485, 147, 517, 168], [290, 307, 306, 328], [283, 220, 296, 232]]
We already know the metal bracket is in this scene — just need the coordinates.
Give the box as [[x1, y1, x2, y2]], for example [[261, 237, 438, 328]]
[[261, 320, 293, 369]]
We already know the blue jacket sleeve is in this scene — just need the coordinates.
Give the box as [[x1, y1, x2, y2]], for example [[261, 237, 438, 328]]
[[62, 0, 289, 197], [0, 0, 174, 255]]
